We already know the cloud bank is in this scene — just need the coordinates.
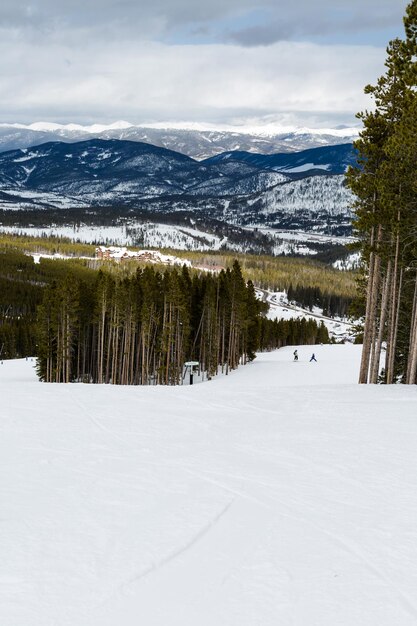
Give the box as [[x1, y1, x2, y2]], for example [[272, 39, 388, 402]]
[[0, 0, 409, 126]]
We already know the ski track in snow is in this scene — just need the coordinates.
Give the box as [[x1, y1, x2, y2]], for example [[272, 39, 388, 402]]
[[125, 497, 235, 588], [66, 387, 139, 451], [186, 466, 417, 621], [2, 346, 417, 626]]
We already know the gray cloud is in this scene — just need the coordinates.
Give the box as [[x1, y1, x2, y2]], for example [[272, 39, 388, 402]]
[[0, 0, 410, 127], [0, 0, 268, 34], [0, 0, 408, 44], [226, 4, 408, 47], [0, 34, 385, 125]]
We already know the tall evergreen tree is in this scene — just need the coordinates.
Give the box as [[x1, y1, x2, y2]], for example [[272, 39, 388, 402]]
[[347, 0, 417, 384]]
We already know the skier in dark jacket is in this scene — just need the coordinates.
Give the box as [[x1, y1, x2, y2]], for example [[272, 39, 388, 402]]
[[310, 353, 317, 362], [293, 350, 298, 361]]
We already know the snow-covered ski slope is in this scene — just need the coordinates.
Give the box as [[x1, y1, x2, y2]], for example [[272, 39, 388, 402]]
[[2, 345, 417, 626], [264, 290, 354, 341]]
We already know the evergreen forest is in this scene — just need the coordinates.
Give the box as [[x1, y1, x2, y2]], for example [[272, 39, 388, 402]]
[[35, 261, 329, 384], [347, 0, 417, 384], [0, 247, 330, 383]]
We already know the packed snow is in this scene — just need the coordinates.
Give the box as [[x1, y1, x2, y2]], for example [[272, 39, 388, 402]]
[[2, 346, 417, 626]]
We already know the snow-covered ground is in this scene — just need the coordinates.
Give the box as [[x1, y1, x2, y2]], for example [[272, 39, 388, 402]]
[[0, 223, 225, 250], [0, 224, 130, 245], [333, 252, 362, 271], [2, 347, 417, 626], [257, 229, 355, 246], [263, 290, 355, 340], [0, 223, 355, 257], [243, 227, 356, 256], [0, 187, 89, 210]]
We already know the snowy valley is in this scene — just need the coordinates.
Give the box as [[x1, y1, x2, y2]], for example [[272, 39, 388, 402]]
[[0, 138, 357, 258]]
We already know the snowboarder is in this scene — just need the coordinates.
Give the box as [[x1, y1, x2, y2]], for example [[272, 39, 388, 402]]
[[310, 353, 317, 362], [293, 350, 298, 361]]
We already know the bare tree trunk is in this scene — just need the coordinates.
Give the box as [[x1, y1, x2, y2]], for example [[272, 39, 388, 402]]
[[97, 292, 107, 384], [387, 267, 403, 384], [386, 220, 402, 384], [370, 260, 392, 383], [406, 273, 417, 384], [359, 223, 382, 383]]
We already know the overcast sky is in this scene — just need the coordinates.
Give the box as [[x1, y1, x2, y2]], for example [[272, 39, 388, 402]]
[[0, 0, 409, 128]]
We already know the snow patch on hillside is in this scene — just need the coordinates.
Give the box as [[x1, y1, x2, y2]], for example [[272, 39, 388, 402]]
[[279, 162, 331, 173], [0, 188, 88, 210], [253, 175, 353, 217], [0, 222, 224, 250], [96, 246, 192, 267], [333, 252, 361, 270]]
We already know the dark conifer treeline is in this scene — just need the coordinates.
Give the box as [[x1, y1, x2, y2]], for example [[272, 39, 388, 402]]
[[0, 249, 95, 359], [36, 261, 329, 385], [259, 317, 329, 352], [0, 250, 41, 358], [0, 250, 58, 358], [0, 247, 330, 373], [286, 284, 351, 318], [1, 233, 357, 316], [347, 0, 417, 384]]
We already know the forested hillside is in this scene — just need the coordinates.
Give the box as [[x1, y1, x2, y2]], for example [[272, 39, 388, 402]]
[[0, 249, 93, 359], [0, 234, 356, 312], [36, 262, 329, 384], [0, 247, 331, 375]]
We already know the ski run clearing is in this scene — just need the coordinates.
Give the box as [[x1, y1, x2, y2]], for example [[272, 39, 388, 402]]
[[264, 291, 354, 341], [2, 345, 417, 626]]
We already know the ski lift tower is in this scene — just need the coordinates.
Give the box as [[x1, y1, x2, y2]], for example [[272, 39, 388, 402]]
[[183, 361, 200, 385]]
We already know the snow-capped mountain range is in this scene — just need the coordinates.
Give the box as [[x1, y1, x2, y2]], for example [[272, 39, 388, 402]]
[[0, 138, 356, 234], [0, 121, 359, 160], [0, 137, 356, 240]]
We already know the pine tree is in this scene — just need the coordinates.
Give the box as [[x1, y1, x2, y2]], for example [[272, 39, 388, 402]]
[[347, 1, 417, 384]]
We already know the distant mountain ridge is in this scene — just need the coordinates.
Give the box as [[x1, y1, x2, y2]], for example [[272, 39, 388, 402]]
[[0, 137, 355, 199], [0, 137, 356, 236], [0, 138, 290, 203], [0, 121, 359, 160], [204, 144, 356, 176]]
